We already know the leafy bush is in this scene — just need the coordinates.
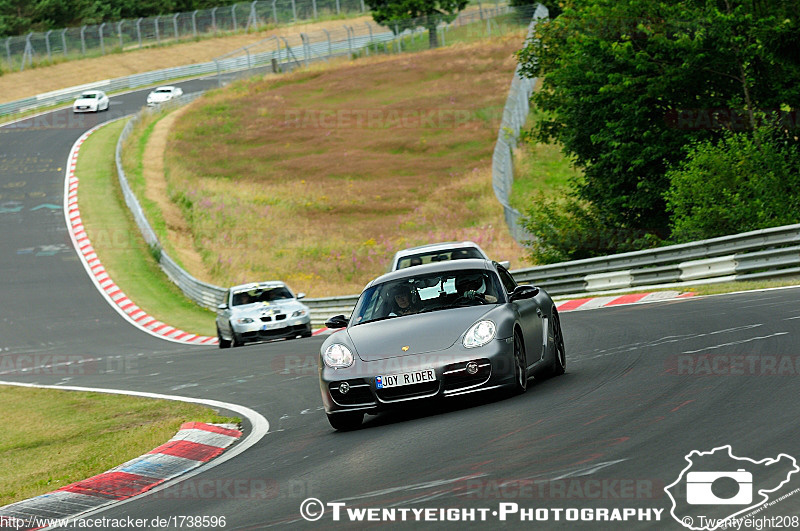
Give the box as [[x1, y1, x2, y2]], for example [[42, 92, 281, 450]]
[[665, 125, 800, 243], [522, 193, 660, 264]]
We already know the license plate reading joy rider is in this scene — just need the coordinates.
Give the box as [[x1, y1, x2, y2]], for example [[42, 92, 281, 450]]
[[376, 369, 436, 389]]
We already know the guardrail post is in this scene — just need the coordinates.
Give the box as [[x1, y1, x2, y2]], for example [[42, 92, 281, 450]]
[[214, 58, 222, 87], [271, 0, 278, 24], [173, 13, 180, 40], [212, 7, 219, 35], [246, 48, 252, 69], [312, 0, 318, 19], [155, 16, 161, 44], [192, 10, 198, 38], [136, 18, 143, 47], [322, 28, 331, 59], [232, 5, 238, 32], [80, 26, 87, 55], [117, 21, 124, 50], [335, 0, 340, 15], [45, 30, 52, 60], [99, 23, 106, 54], [291, 0, 297, 23]]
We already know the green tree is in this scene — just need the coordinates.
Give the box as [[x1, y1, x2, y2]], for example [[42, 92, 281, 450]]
[[666, 124, 800, 242], [367, 0, 468, 49], [516, 0, 800, 261]]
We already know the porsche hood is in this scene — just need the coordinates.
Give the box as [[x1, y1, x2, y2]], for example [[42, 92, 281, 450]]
[[347, 306, 492, 362]]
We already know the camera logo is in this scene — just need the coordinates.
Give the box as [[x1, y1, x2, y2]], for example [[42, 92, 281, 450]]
[[665, 445, 799, 530], [686, 469, 752, 505]]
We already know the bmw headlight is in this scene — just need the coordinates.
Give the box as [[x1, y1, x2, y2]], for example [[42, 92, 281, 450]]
[[463, 320, 496, 348], [323, 344, 354, 368], [292, 309, 307, 317], [236, 317, 254, 324]]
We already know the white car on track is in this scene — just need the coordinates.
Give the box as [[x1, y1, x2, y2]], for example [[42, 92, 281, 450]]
[[72, 90, 110, 113], [146, 86, 184, 106], [390, 241, 509, 271]]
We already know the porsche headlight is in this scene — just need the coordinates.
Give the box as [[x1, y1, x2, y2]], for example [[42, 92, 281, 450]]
[[323, 344, 354, 368], [463, 320, 496, 348], [292, 309, 307, 317], [236, 317, 254, 324]]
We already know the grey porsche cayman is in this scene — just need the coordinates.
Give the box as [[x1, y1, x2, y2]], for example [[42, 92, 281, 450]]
[[319, 259, 566, 430]]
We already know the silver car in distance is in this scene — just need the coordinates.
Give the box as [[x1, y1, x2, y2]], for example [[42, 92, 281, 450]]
[[216, 281, 312, 348]]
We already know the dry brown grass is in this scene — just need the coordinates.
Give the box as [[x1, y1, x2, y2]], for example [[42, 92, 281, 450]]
[[0, 15, 378, 103], [160, 34, 530, 297]]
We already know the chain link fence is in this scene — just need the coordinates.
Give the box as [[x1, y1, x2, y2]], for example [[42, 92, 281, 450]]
[[491, 3, 547, 246], [2, 0, 501, 72]]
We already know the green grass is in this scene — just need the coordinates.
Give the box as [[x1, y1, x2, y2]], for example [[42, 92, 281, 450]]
[[0, 385, 239, 506], [509, 107, 582, 211], [77, 118, 216, 336]]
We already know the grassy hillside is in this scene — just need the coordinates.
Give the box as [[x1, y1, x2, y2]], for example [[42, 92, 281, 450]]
[[159, 34, 529, 296]]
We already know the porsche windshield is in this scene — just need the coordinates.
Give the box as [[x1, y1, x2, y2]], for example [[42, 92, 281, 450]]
[[351, 269, 502, 325]]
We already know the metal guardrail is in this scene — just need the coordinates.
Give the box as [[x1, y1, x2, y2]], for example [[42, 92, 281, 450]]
[[0, 6, 519, 120], [105, 3, 800, 327], [490, 3, 547, 245], [115, 94, 229, 312]]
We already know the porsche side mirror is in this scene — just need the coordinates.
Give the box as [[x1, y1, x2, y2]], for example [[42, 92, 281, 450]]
[[510, 285, 539, 302], [325, 314, 349, 329]]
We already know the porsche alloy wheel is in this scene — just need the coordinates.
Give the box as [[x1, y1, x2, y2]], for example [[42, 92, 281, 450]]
[[513, 329, 528, 394], [327, 412, 363, 431], [551, 309, 566, 376]]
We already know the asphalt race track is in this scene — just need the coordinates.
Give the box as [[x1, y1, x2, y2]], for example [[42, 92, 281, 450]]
[[1, 82, 799, 530]]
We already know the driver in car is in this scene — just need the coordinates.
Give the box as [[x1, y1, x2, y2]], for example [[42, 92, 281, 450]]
[[455, 274, 498, 303]]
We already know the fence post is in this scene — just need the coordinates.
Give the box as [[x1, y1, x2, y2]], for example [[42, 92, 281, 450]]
[[478, 1, 483, 20], [271, 0, 278, 24], [366, 22, 373, 55], [136, 18, 143, 47], [192, 11, 198, 38], [212, 7, 218, 35], [5, 37, 11, 66], [117, 21, 124, 50], [299, 33, 308, 65], [312, 0, 318, 19], [335, 0, 341, 15], [155, 16, 161, 44], [232, 5, 238, 32], [322, 28, 331, 59], [360, 0, 365, 12], [291, 0, 297, 23], [247, 1, 258, 31], [395, 24, 401, 53], [20, 33, 34, 71], [344, 25, 353, 56], [173, 13, 180, 40], [45, 30, 52, 61], [61, 29, 68, 55], [99, 23, 106, 54], [80, 26, 87, 55]]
